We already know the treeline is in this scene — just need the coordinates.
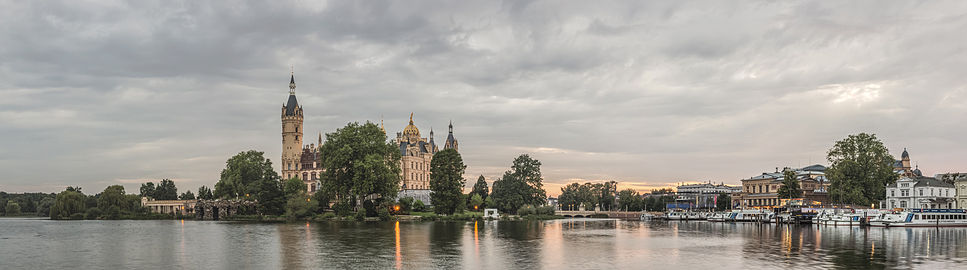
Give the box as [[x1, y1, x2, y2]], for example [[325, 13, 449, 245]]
[[48, 186, 171, 220], [558, 182, 679, 212], [0, 192, 56, 217]]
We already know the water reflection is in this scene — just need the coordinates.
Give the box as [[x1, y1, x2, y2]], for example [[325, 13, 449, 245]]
[[3, 218, 967, 269]]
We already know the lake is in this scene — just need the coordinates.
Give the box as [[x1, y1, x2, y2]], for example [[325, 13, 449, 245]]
[[1, 217, 965, 269]]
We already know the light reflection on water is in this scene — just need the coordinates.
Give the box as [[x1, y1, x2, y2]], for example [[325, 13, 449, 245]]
[[1, 218, 966, 269]]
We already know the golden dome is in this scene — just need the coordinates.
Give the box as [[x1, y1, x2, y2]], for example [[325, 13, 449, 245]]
[[403, 112, 420, 138]]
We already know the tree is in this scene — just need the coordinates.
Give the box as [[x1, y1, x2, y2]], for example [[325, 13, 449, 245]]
[[5, 201, 21, 216], [49, 189, 88, 220], [140, 182, 156, 198], [651, 188, 675, 195], [97, 185, 127, 211], [826, 133, 898, 206], [413, 200, 426, 212], [197, 186, 214, 200], [716, 193, 731, 211], [283, 177, 306, 198], [470, 175, 489, 201], [469, 194, 484, 211], [777, 169, 802, 199], [155, 179, 178, 200], [312, 190, 332, 213], [489, 154, 547, 213], [318, 122, 402, 206], [254, 177, 285, 215], [484, 196, 494, 209], [285, 193, 319, 219], [215, 150, 281, 200], [617, 189, 643, 211], [397, 197, 414, 213], [179, 191, 196, 200], [429, 148, 467, 215]]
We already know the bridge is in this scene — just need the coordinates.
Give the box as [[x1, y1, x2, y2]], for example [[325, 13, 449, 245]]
[[557, 210, 645, 220]]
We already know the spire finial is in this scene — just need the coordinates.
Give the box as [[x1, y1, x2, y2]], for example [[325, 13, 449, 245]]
[[288, 67, 296, 94], [409, 112, 414, 124], [448, 120, 453, 133]]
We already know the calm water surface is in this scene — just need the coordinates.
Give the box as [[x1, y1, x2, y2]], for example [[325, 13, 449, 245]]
[[2, 217, 966, 269]]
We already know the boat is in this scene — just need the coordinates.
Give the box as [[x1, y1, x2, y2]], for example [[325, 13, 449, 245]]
[[640, 212, 655, 221], [815, 209, 886, 226], [869, 209, 967, 227], [707, 212, 728, 222], [665, 211, 686, 220]]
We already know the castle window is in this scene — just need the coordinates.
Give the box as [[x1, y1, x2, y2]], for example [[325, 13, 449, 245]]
[[296, 135, 299, 141]]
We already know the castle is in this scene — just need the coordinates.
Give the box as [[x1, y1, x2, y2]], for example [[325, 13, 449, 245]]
[[279, 73, 459, 200]]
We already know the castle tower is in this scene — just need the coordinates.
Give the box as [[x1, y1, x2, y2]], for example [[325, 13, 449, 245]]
[[281, 72, 303, 180], [444, 120, 459, 152], [901, 148, 911, 170]]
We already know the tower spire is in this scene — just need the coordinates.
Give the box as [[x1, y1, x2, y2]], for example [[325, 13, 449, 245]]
[[409, 112, 414, 125], [289, 67, 296, 95]]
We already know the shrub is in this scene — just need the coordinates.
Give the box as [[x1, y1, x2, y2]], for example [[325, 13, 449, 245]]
[[397, 197, 414, 213], [363, 200, 377, 217], [319, 212, 336, 220], [537, 206, 555, 216], [333, 201, 352, 217], [85, 207, 103, 220], [378, 208, 391, 221], [517, 204, 536, 216], [70, 213, 85, 220], [413, 200, 426, 212], [354, 209, 366, 221]]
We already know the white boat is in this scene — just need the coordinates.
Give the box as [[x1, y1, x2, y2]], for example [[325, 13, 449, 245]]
[[666, 211, 686, 220], [869, 209, 967, 227], [720, 210, 771, 222], [815, 209, 885, 226], [707, 212, 728, 222], [640, 212, 655, 221]]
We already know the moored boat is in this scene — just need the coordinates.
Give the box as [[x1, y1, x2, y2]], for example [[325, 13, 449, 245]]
[[869, 209, 967, 227]]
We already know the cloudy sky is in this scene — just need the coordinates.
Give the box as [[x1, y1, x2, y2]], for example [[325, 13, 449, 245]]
[[2, 1, 966, 196]]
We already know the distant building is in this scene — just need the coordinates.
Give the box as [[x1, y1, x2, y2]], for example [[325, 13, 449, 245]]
[[894, 148, 923, 178], [392, 113, 460, 205], [279, 73, 322, 193], [883, 177, 956, 209], [142, 197, 196, 216], [674, 182, 741, 209], [734, 164, 830, 209], [954, 176, 967, 210]]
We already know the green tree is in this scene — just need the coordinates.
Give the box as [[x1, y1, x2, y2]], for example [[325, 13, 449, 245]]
[[484, 196, 494, 209], [285, 193, 319, 219], [617, 189, 643, 211], [254, 177, 285, 215], [179, 191, 196, 200], [469, 194, 484, 211], [777, 169, 802, 199], [716, 193, 732, 211], [215, 150, 281, 200], [283, 177, 307, 198], [318, 122, 402, 206], [49, 189, 88, 220], [155, 179, 178, 200], [413, 200, 426, 212], [312, 190, 332, 213], [489, 154, 547, 213], [470, 175, 489, 201], [97, 185, 127, 211], [197, 186, 214, 200], [140, 182, 156, 198], [397, 197, 414, 213], [5, 201, 21, 216], [36, 197, 55, 217], [429, 148, 467, 215], [826, 133, 898, 206]]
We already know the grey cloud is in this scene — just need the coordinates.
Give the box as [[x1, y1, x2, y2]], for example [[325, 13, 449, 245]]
[[2, 1, 967, 195]]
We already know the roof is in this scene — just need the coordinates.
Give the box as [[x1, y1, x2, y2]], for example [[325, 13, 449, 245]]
[[913, 177, 953, 188], [284, 94, 299, 116], [902, 148, 910, 159]]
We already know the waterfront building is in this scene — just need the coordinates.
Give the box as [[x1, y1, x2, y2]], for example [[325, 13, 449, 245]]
[[954, 176, 967, 210], [893, 148, 923, 178], [674, 182, 741, 209], [280, 73, 323, 193], [142, 197, 196, 216], [883, 177, 956, 209], [393, 114, 460, 205], [734, 164, 830, 209]]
